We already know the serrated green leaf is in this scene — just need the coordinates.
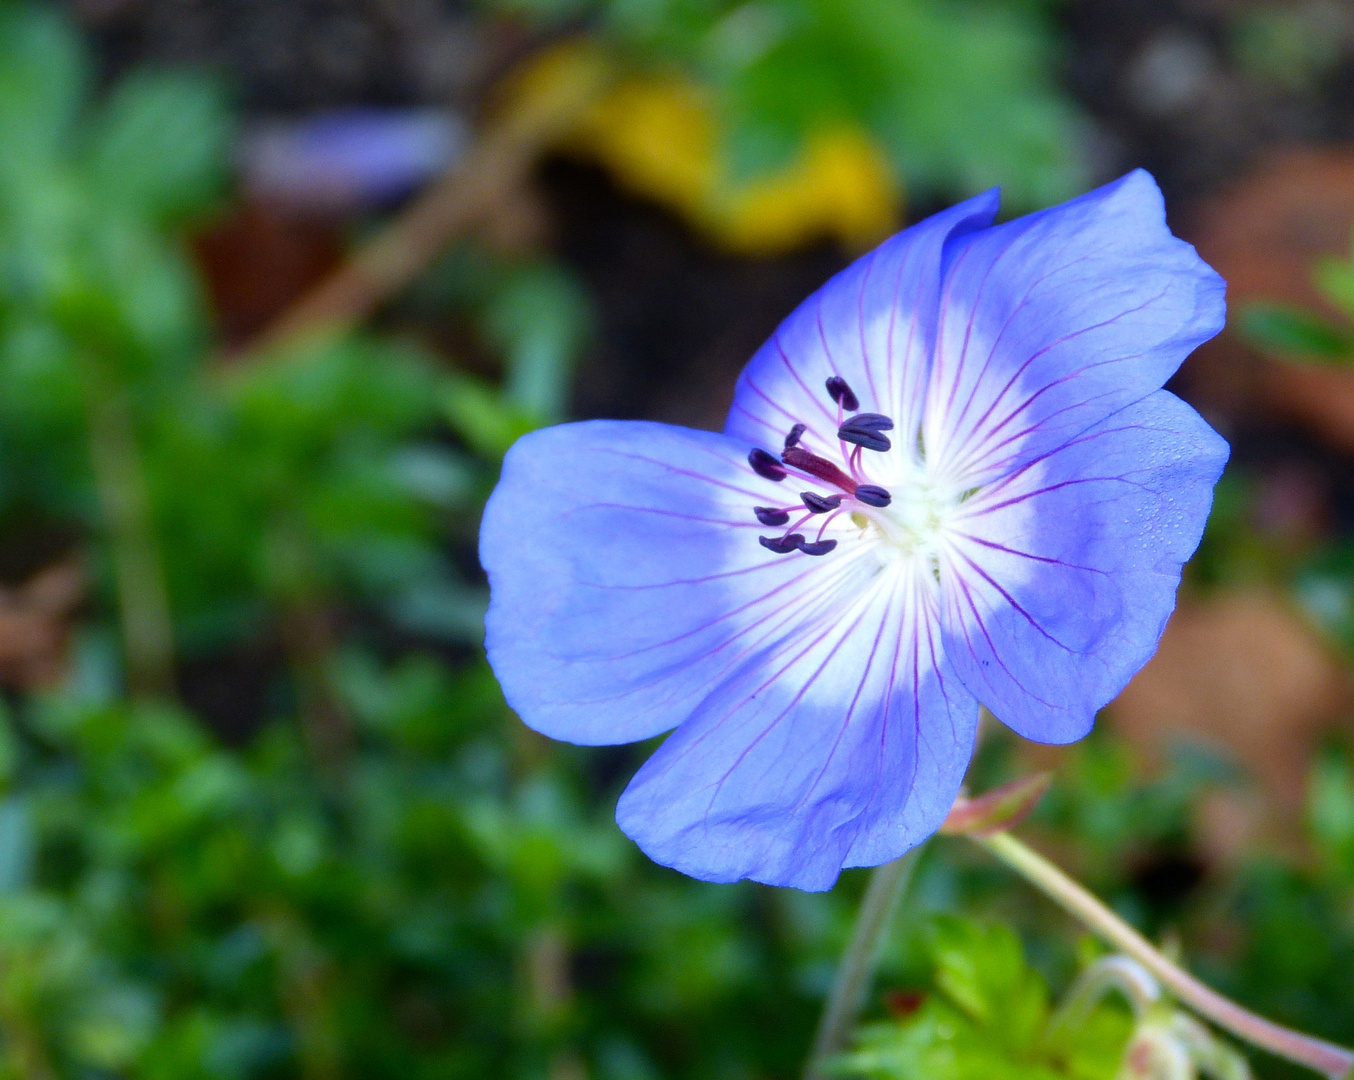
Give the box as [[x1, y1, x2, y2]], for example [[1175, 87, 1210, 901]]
[[842, 917, 1131, 1080]]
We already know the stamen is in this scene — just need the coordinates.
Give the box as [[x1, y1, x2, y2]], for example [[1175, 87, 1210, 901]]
[[854, 484, 892, 508], [784, 423, 807, 449], [754, 506, 791, 526], [798, 539, 838, 556], [759, 533, 804, 554], [782, 446, 858, 492], [801, 491, 843, 514], [825, 376, 859, 412], [814, 508, 846, 540], [749, 447, 788, 482], [838, 413, 895, 452]]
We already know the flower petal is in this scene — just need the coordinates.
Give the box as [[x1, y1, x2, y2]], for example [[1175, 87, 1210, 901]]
[[481, 419, 860, 745], [938, 390, 1228, 744], [723, 191, 999, 460], [616, 571, 978, 890], [925, 170, 1225, 487]]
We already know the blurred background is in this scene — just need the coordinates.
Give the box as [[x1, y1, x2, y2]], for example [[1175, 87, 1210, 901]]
[[0, 0, 1349, 1077]]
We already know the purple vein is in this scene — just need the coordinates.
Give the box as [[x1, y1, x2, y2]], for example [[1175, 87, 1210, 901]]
[[742, 372, 807, 428], [775, 331, 838, 426], [565, 553, 866, 708], [796, 579, 899, 811], [595, 448, 767, 502], [951, 354, 1145, 479], [940, 226, 1031, 421], [955, 533, 1107, 577], [944, 288, 1169, 473], [960, 473, 1156, 522], [704, 596, 875, 817], [942, 250, 1098, 442], [857, 248, 883, 406], [563, 502, 759, 528], [953, 547, 1073, 653], [951, 573, 1060, 709]]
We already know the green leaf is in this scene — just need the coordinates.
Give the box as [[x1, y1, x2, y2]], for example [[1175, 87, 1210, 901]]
[[0, 5, 88, 174], [714, 0, 1083, 206], [1308, 751, 1354, 876], [443, 371, 543, 461], [1235, 304, 1354, 362], [842, 916, 1131, 1080], [482, 262, 592, 422], [87, 69, 232, 222], [930, 917, 1045, 1041], [1314, 253, 1354, 319]]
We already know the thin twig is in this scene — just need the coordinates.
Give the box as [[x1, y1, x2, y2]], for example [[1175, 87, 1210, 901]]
[[977, 831, 1354, 1080], [803, 851, 920, 1080], [239, 45, 610, 362]]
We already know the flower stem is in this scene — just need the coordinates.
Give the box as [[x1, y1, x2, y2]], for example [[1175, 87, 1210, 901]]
[[86, 381, 176, 701], [803, 850, 920, 1080], [975, 830, 1354, 1080]]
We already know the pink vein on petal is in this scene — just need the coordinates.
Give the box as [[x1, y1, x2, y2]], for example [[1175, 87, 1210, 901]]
[[776, 332, 838, 425]]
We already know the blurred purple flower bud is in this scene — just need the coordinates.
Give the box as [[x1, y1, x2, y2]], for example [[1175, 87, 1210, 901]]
[[239, 108, 468, 211]]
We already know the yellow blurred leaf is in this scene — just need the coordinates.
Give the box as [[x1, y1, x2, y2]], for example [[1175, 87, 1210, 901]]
[[512, 46, 901, 254]]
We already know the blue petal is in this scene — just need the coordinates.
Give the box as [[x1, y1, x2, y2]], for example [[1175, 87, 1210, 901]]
[[938, 390, 1228, 744], [616, 573, 978, 890], [724, 191, 999, 461], [925, 170, 1225, 487], [481, 419, 853, 745]]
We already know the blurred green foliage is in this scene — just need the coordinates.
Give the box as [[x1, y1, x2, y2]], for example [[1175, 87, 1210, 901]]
[[484, 0, 1086, 207], [1237, 228, 1354, 367], [841, 917, 1132, 1080]]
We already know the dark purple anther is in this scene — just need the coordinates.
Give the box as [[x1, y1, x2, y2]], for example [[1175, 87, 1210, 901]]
[[801, 491, 843, 514], [826, 376, 859, 412], [798, 539, 838, 556], [760, 533, 805, 554], [754, 506, 791, 526], [784, 423, 807, 449], [838, 413, 895, 452], [749, 447, 787, 482], [855, 485, 892, 508]]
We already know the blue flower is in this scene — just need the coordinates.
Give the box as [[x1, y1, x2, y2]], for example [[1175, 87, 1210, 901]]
[[480, 170, 1228, 891]]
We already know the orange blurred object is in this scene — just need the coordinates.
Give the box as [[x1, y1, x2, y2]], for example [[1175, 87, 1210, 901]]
[[1188, 147, 1354, 449], [1111, 588, 1350, 814]]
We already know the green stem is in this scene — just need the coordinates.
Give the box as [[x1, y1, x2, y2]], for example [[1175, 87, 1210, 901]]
[[803, 850, 920, 1080], [86, 381, 176, 700], [976, 831, 1354, 1080]]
